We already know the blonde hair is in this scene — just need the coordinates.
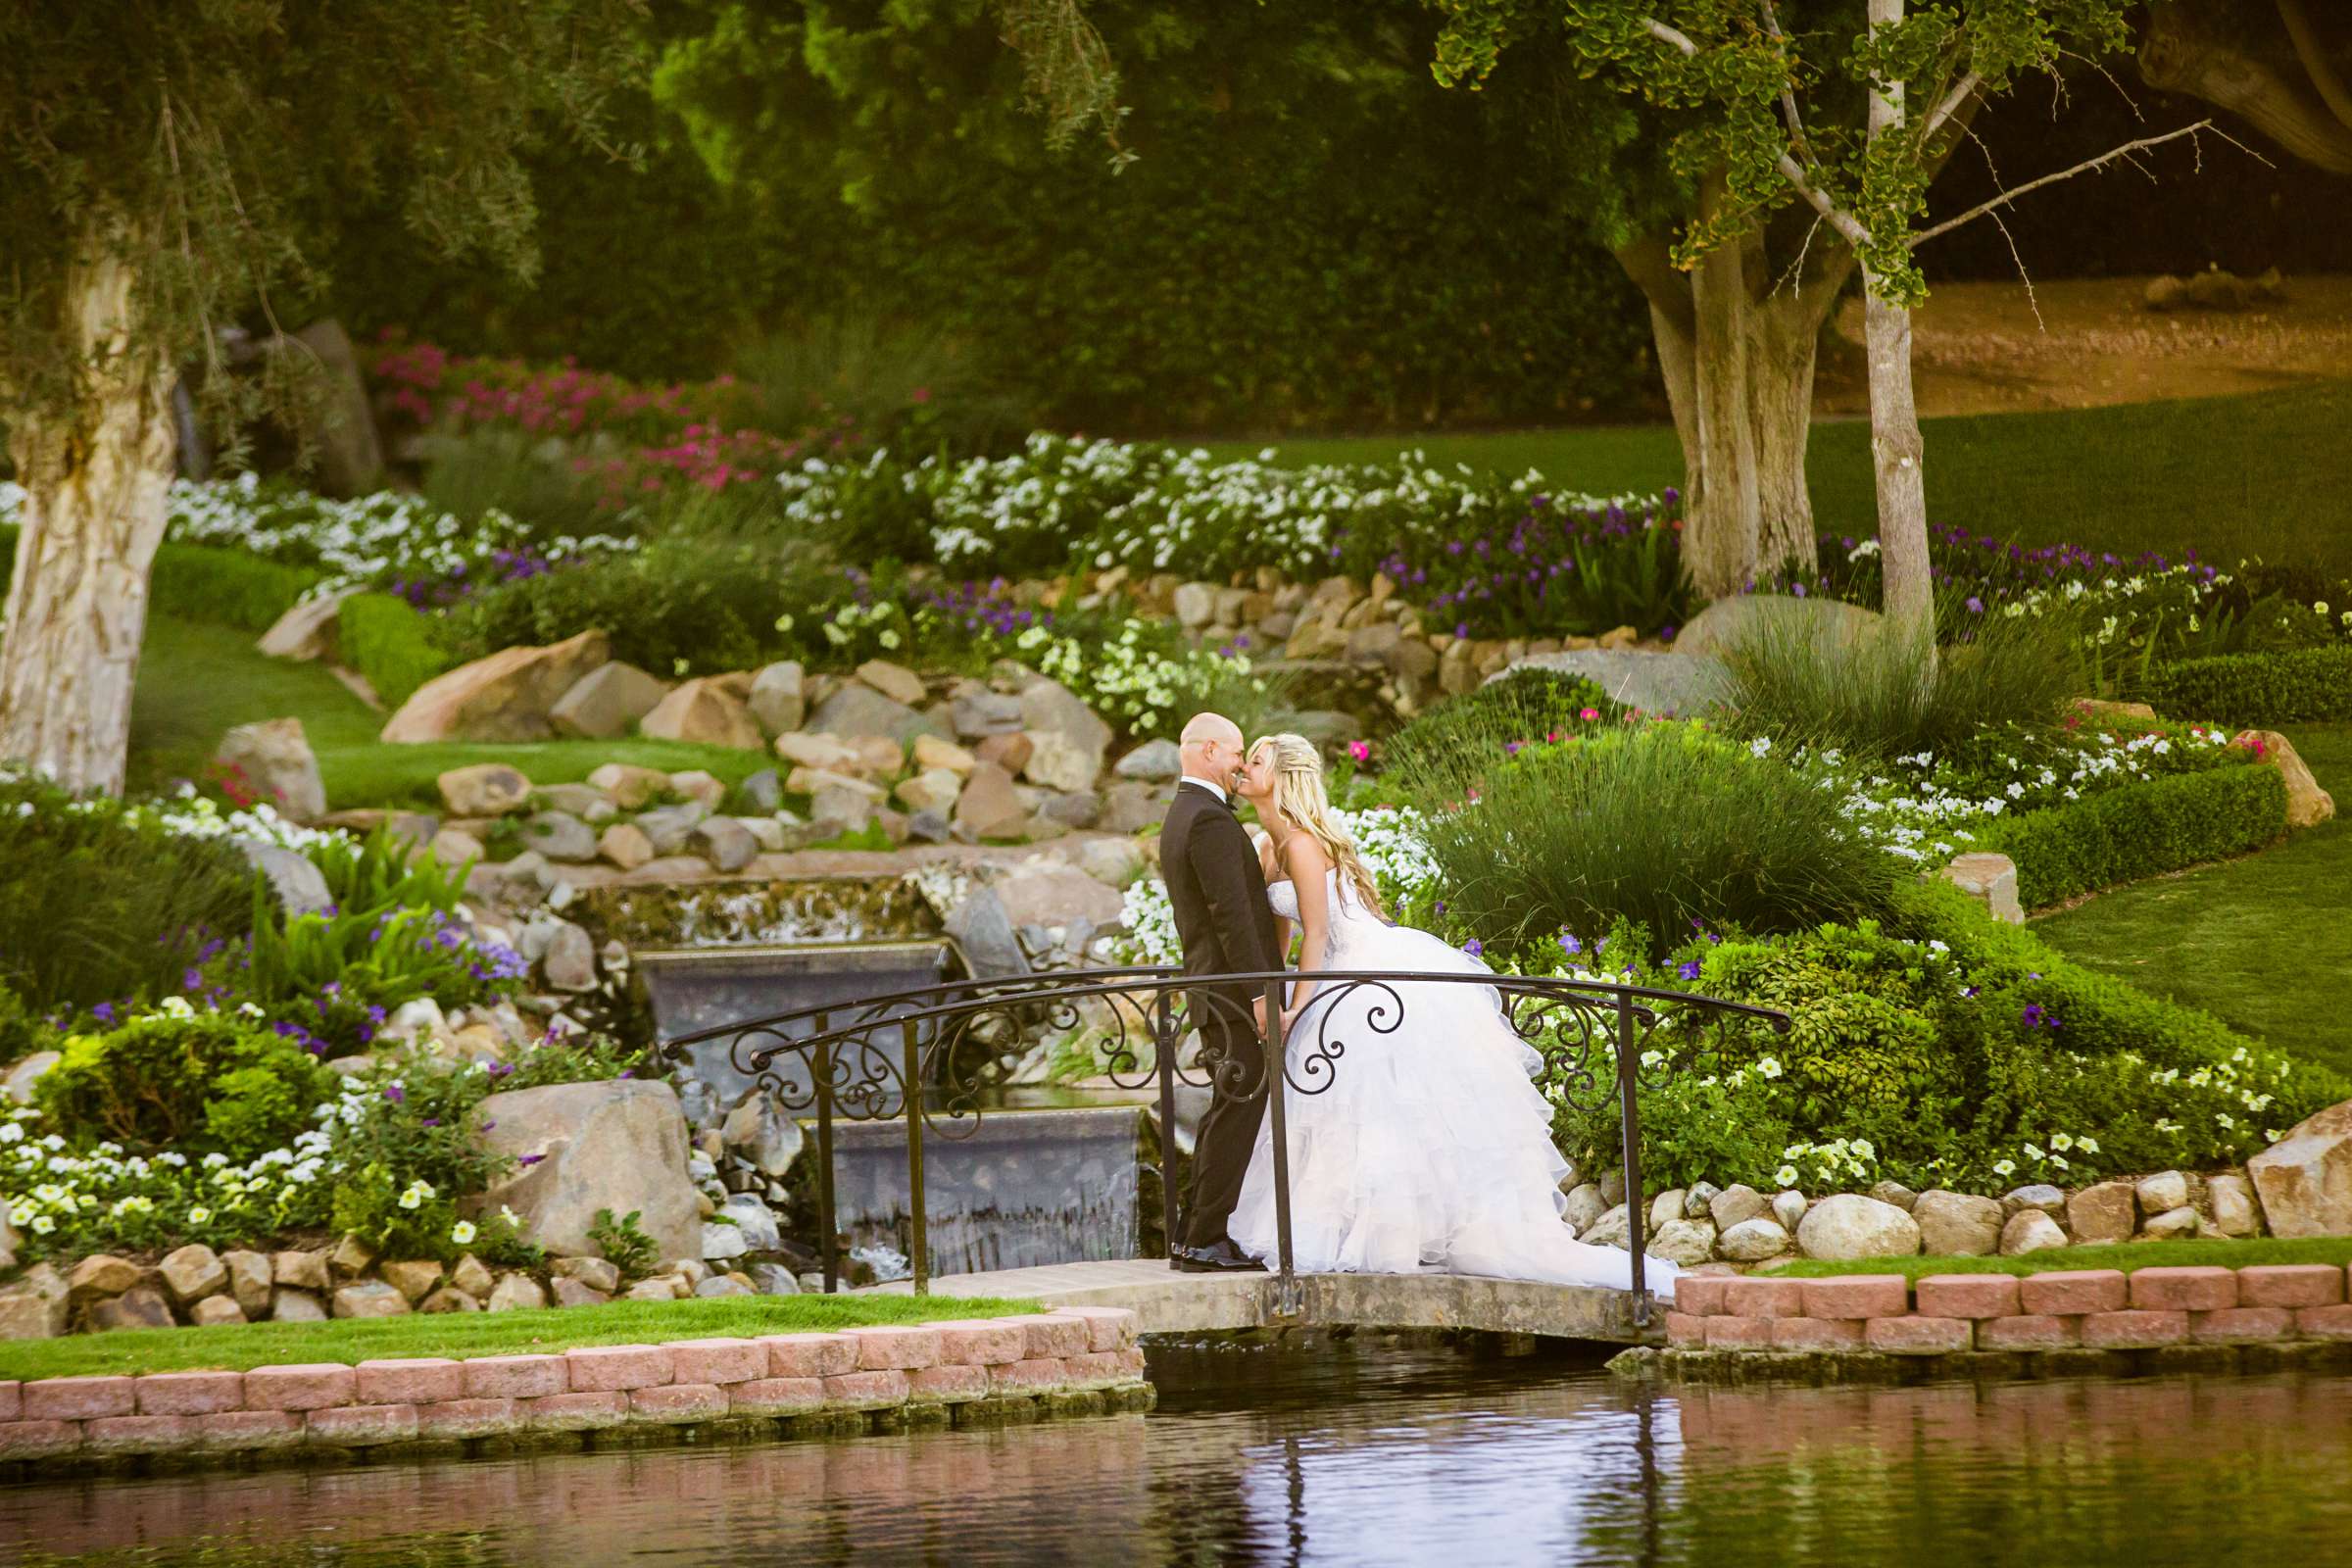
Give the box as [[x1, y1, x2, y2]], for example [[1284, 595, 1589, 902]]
[[1250, 733, 1385, 917]]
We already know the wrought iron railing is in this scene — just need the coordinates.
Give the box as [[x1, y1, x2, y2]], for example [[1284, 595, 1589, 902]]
[[664, 965, 1791, 1327]]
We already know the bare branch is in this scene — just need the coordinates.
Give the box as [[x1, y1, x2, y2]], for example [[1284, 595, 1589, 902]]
[[1908, 120, 2216, 248], [1643, 18, 1699, 57], [1919, 70, 1983, 144], [1758, 0, 1814, 163], [1985, 205, 2043, 332]]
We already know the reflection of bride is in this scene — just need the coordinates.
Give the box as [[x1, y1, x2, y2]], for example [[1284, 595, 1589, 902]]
[[1225, 733, 1681, 1302]]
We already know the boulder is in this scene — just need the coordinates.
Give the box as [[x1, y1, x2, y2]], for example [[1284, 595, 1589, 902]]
[[539, 920, 598, 993], [749, 662, 807, 735], [1708, 1184, 1767, 1232], [2235, 730, 2335, 829], [810, 682, 931, 745], [419, 1287, 483, 1314], [1912, 1190, 2004, 1255], [521, 810, 598, 863], [550, 662, 670, 740], [703, 1221, 750, 1261], [722, 1091, 805, 1179], [943, 885, 1029, 980], [747, 1263, 801, 1297], [428, 828, 485, 871], [1077, 836, 1146, 888], [1023, 730, 1102, 792], [1648, 1218, 1718, 1267], [1999, 1209, 2070, 1255], [2209, 1173, 2263, 1238], [1938, 853, 2024, 924], [272, 1250, 331, 1292], [716, 1195, 783, 1251], [382, 629, 610, 744], [895, 768, 964, 815], [257, 590, 356, 662], [487, 1273, 549, 1312], [1101, 781, 1171, 835], [328, 1232, 378, 1278], [993, 863, 1128, 929], [157, 1244, 228, 1305], [856, 659, 927, 707], [438, 763, 532, 817], [92, 1285, 176, 1331], [912, 733, 976, 775], [1114, 739, 1182, 781], [1794, 1194, 1921, 1260], [331, 1281, 412, 1319], [270, 1288, 328, 1322], [1771, 1191, 1809, 1231], [2134, 1170, 2190, 1217], [2066, 1181, 2137, 1245], [1674, 592, 1884, 660], [1497, 649, 1728, 718], [284, 318, 387, 494], [551, 1256, 622, 1294], [2248, 1099, 2352, 1239], [380, 1259, 445, 1303], [235, 840, 335, 917], [221, 1250, 274, 1317], [639, 678, 764, 751], [2142, 1204, 2199, 1240], [953, 690, 1026, 739], [976, 731, 1034, 775], [634, 801, 710, 856], [954, 761, 1029, 841], [1580, 1204, 1631, 1250], [586, 762, 670, 810], [3, 1050, 60, 1106], [1868, 1180, 1918, 1211], [470, 1078, 699, 1262], [68, 1254, 146, 1302], [1019, 676, 1111, 776], [215, 717, 327, 822], [598, 821, 656, 871], [1562, 1183, 1606, 1234], [190, 1297, 247, 1327], [775, 732, 867, 775], [0, 1263, 68, 1339], [691, 816, 760, 872], [450, 1255, 498, 1298], [738, 767, 784, 813], [811, 786, 875, 836], [2001, 1184, 2067, 1218]]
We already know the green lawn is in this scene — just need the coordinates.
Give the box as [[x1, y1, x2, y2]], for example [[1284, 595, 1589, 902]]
[[2032, 722, 2352, 1079], [1204, 380, 2352, 575], [130, 615, 785, 812], [0, 1293, 1033, 1382], [1772, 1234, 2352, 1283]]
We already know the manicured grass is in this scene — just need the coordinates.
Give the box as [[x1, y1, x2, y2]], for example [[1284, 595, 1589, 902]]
[[1773, 1234, 2352, 1282], [129, 615, 783, 811], [1204, 380, 2352, 575], [2032, 722, 2352, 1079], [0, 1293, 1035, 1382]]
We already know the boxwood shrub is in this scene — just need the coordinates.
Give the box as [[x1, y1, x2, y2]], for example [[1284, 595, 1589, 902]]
[[338, 592, 457, 709], [1981, 762, 2286, 909], [2143, 647, 2352, 727]]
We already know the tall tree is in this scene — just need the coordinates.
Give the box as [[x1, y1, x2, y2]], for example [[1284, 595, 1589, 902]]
[[0, 1, 645, 794]]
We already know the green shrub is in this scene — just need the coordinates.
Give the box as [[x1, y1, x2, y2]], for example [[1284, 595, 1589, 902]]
[[1981, 763, 2286, 909], [588, 1207, 662, 1283], [34, 1010, 332, 1157], [1404, 722, 1896, 956], [0, 981, 50, 1065], [1382, 666, 1618, 780], [1716, 605, 2082, 762], [2143, 647, 2352, 726], [338, 593, 457, 708], [417, 428, 610, 544], [0, 773, 259, 1015]]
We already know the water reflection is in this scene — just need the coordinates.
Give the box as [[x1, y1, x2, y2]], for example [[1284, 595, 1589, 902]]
[[5, 1337, 2350, 1567]]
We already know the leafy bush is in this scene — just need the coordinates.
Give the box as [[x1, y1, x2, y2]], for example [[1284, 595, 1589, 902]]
[[338, 593, 457, 707], [1403, 722, 1896, 956], [0, 981, 49, 1065], [34, 1009, 332, 1158], [0, 771, 259, 1016], [1980, 762, 2286, 909], [2143, 647, 2352, 726], [1716, 606, 2082, 763], [239, 896, 527, 1056], [1382, 666, 1618, 780], [589, 1207, 662, 1282]]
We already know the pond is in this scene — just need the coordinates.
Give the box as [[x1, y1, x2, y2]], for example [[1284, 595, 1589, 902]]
[[6, 1339, 2350, 1565]]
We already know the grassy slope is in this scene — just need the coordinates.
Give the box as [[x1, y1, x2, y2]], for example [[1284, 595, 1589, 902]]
[[0, 1293, 1033, 1382], [130, 616, 785, 812], [1773, 1234, 2352, 1282], [2032, 722, 2352, 1079], [1204, 381, 2352, 574]]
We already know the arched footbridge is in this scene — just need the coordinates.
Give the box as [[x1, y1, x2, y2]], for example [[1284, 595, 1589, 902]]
[[666, 963, 1791, 1346]]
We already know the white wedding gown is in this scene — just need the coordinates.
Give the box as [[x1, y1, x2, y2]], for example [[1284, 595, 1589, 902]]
[[1229, 870, 1681, 1302]]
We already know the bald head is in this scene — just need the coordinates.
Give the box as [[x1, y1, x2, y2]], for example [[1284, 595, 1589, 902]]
[[1179, 711, 1245, 792]]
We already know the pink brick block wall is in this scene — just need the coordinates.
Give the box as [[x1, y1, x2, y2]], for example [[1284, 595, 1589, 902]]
[[2018, 1270, 2128, 1316], [1865, 1316, 1972, 1354], [416, 1398, 516, 1440], [355, 1358, 465, 1405], [844, 1325, 941, 1372], [194, 1410, 303, 1451], [760, 1333, 859, 1379], [135, 1371, 243, 1417], [988, 1357, 1069, 1394], [1976, 1314, 2079, 1351], [1022, 1315, 1093, 1358], [728, 1377, 828, 1416], [82, 1415, 196, 1455], [23, 1377, 134, 1421], [2235, 1265, 2345, 1310], [243, 1364, 356, 1411], [1665, 1312, 1707, 1348], [1703, 1316, 1774, 1350], [1059, 1306, 1139, 1351], [1723, 1278, 1807, 1319], [1771, 1317, 1865, 1351], [929, 1319, 1031, 1366], [1914, 1275, 2022, 1320], [0, 1383, 17, 1422], [0, 1421, 83, 1459], [822, 1370, 911, 1409], [2189, 1307, 2293, 1344], [564, 1346, 673, 1392], [2129, 1267, 2237, 1312], [521, 1391, 628, 1431], [906, 1364, 992, 1402], [2081, 1310, 2188, 1348], [664, 1339, 766, 1386], [628, 1384, 728, 1422], [1676, 1277, 1734, 1317], [1799, 1276, 1908, 1320], [461, 1355, 568, 1400], [2295, 1304, 2352, 1341], [305, 1403, 419, 1446]]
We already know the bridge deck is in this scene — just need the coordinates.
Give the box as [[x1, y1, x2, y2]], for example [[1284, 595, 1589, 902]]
[[872, 1259, 1659, 1344]]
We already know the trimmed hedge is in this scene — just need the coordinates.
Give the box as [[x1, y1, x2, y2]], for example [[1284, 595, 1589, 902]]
[[2143, 647, 2352, 727], [1983, 762, 2287, 910], [0, 527, 317, 635], [338, 593, 456, 710]]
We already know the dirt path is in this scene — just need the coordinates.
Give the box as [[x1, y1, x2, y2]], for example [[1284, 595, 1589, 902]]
[[1817, 274, 2352, 417]]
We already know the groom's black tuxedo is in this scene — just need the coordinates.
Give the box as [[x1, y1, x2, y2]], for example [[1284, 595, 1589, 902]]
[[1158, 778, 1285, 1252]]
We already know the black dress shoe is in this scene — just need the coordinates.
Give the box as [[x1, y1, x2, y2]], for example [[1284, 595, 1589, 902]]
[[1173, 1240, 1267, 1273]]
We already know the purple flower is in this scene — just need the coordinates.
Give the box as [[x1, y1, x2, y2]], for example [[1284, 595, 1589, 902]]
[[1965, 596, 1984, 614], [519, 1153, 545, 1166], [1676, 959, 1702, 981], [421, 1118, 440, 1129], [481, 1120, 495, 1130], [182, 967, 203, 992], [1559, 933, 1582, 956], [384, 1085, 405, 1103], [92, 1002, 116, 1025], [1462, 939, 1483, 956]]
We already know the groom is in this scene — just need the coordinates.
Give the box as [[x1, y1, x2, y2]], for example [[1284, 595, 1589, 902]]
[[1159, 711, 1283, 1273]]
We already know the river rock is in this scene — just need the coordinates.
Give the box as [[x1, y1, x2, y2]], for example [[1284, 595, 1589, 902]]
[[92, 1285, 176, 1332], [487, 1273, 548, 1312], [2234, 729, 2335, 829], [1708, 1184, 1767, 1231], [634, 802, 710, 856], [746, 1262, 801, 1297], [855, 659, 926, 707], [976, 732, 1034, 777], [1717, 1217, 1791, 1261], [702, 1222, 750, 1261], [1019, 677, 1111, 776], [722, 1091, 805, 1178], [68, 1254, 144, 1301], [438, 763, 532, 817], [1868, 1180, 1919, 1212], [691, 816, 759, 872], [587, 762, 670, 809], [332, 1281, 411, 1319], [1562, 1183, 1606, 1234], [2000, 1209, 2071, 1255], [1648, 1189, 1688, 1230], [639, 678, 764, 750], [1771, 1190, 1809, 1231], [717, 1195, 782, 1251], [551, 1255, 621, 1294], [895, 767, 964, 815], [1683, 1182, 1721, 1219], [273, 1250, 330, 1292], [911, 733, 976, 776], [540, 919, 597, 992], [2142, 1204, 2199, 1240], [190, 1296, 246, 1327], [257, 589, 355, 662], [550, 1278, 610, 1308], [221, 1250, 273, 1317], [749, 662, 806, 735], [450, 1254, 498, 1299], [2209, 1173, 2262, 1238], [1039, 790, 1102, 830], [994, 863, 1127, 930], [2135, 1169, 2190, 1217], [943, 885, 1028, 979], [550, 662, 669, 740], [270, 1288, 328, 1322], [954, 761, 1029, 841], [598, 821, 655, 871], [810, 682, 930, 745], [1022, 730, 1101, 793], [2001, 1184, 2067, 1218], [0, 1263, 67, 1340], [1939, 853, 2024, 924], [952, 690, 1024, 739], [157, 1244, 228, 1305], [382, 629, 610, 743], [1077, 836, 1145, 888], [380, 1259, 445, 1303], [521, 810, 598, 862], [1796, 1195, 1921, 1260], [1912, 1190, 2004, 1255], [471, 1079, 699, 1262], [2066, 1181, 2137, 1245], [420, 1287, 482, 1314], [216, 717, 327, 822], [1649, 1218, 1718, 1266], [429, 828, 485, 870], [1581, 1204, 1631, 1250]]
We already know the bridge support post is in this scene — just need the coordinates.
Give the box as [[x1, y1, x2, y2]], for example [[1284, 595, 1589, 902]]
[[1264, 979, 1297, 1284], [903, 1017, 928, 1296], [1153, 992, 1183, 1265], [1617, 993, 1648, 1328], [815, 1015, 838, 1296]]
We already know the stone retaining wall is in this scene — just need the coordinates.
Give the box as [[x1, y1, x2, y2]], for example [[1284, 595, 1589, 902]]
[[1655, 1263, 2352, 1382], [0, 1306, 1147, 1477]]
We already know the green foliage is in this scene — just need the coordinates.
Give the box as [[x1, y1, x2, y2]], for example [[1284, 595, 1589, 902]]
[[337, 593, 458, 710], [0, 980, 48, 1064], [330, 1160, 468, 1264], [34, 1011, 330, 1158], [1403, 720, 1895, 956], [2144, 648, 2352, 728], [0, 770, 258, 1015], [1717, 608, 2082, 763], [0, 528, 318, 635], [241, 893, 526, 1057], [308, 826, 471, 916], [1383, 667, 1618, 779], [588, 1207, 662, 1283], [731, 312, 1029, 454], [1981, 763, 2287, 909]]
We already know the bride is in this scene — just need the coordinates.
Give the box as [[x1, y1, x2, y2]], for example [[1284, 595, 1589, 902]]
[[1225, 732, 1681, 1302]]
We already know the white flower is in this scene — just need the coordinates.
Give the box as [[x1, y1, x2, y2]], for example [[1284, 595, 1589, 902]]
[[1774, 1164, 1798, 1187], [1992, 1159, 2016, 1177], [159, 996, 196, 1019], [2076, 1136, 2099, 1154], [188, 1206, 213, 1225], [2050, 1133, 2073, 1152], [1754, 1055, 1783, 1080], [451, 1219, 478, 1246]]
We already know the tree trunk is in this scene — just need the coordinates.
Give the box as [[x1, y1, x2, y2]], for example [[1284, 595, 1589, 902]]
[[1864, 0, 1934, 645], [0, 246, 176, 796]]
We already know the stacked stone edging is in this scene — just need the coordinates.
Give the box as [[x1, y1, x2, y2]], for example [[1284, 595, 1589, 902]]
[[1657, 1262, 2352, 1381], [0, 1306, 1146, 1475]]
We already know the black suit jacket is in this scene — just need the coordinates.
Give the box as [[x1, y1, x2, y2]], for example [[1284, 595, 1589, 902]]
[[1157, 779, 1284, 1036]]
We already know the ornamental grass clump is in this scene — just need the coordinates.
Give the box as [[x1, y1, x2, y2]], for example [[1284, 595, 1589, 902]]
[[1402, 720, 1894, 956], [1716, 599, 2082, 763]]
